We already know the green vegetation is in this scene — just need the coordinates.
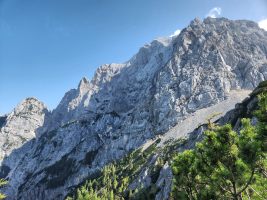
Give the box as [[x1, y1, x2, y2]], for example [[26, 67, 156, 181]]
[[67, 82, 267, 200], [0, 179, 7, 200], [171, 92, 267, 200], [66, 143, 157, 200], [66, 138, 186, 200]]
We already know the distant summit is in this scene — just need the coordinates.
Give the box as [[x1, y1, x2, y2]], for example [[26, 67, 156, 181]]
[[0, 97, 48, 161]]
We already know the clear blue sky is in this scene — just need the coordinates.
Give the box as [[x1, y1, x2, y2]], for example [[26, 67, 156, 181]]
[[0, 0, 266, 115]]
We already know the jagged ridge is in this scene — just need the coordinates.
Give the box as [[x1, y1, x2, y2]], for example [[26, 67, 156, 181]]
[[0, 17, 267, 200]]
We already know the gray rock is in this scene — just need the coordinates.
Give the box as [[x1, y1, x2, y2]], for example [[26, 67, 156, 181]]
[[1, 17, 267, 200], [0, 98, 49, 162], [155, 162, 173, 200]]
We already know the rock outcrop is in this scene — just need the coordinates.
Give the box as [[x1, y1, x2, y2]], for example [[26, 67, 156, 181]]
[[0, 17, 267, 200], [124, 81, 267, 200], [0, 98, 49, 161]]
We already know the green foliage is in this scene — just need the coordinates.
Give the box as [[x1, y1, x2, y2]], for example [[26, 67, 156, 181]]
[[67, 89, 267, 200], [254, 93, 267, 152], [206, 112, 222, 129], [172, 92, 267, 200], [67, 130, 190, 200], [258, 80, 267, 88], [130, 184, 159, 200], [70, 164, 126, 200], [0, 179, 7, 200], [66, 139, 174, 200]]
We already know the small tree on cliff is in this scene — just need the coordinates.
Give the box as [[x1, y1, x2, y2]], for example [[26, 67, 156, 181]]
[[0, 179, 7, 200]]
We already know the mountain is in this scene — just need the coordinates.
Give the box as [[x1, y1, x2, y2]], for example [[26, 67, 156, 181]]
[[0, 98, 49, 161], [66, 81, 267, 200], [0, 17, 267, 200]]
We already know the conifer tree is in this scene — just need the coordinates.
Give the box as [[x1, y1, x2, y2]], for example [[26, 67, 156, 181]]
[[172, 92, 267, 200], [0, 179, 7, 200]]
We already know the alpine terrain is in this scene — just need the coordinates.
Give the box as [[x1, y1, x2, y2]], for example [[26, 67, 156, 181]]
[[0, 17, 267, 200]]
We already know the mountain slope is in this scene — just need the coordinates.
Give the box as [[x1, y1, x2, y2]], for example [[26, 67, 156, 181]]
[[0, 98, 49, 162], [67, 81, 267, 200], [1, 17, 267, 200]]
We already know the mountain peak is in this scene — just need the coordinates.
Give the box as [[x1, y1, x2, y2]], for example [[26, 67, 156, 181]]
[[0, 97, 49, 160], [1, 18, 267, 200], [190, 17, 202, 25], [77, 77, 91, 95], [78, 77, 89, 88], [15, 97, 47, 114]]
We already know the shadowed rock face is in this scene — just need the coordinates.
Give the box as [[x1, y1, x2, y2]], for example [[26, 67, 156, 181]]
[[0, 17, 267, 200]]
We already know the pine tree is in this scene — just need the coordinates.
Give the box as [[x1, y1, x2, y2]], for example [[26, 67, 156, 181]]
[[0, 179, 7, 200], [172, 92, 267, 200]]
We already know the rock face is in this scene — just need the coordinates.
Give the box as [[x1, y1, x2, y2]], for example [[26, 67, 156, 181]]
[[0, 98, 49, 161], [155, 162, 173, 200], [133, 82, 267, 200], [0, 17, 267, 200], [48, 77, 92, 130]]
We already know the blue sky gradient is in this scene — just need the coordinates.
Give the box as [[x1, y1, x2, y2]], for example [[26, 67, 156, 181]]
[[0, 0, 267, 114]]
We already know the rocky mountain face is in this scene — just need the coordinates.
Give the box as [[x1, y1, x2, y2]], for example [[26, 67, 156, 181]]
[[103, 81, 267, 200], [0, 98, 49, 162], [0, 17, 267, 200]]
